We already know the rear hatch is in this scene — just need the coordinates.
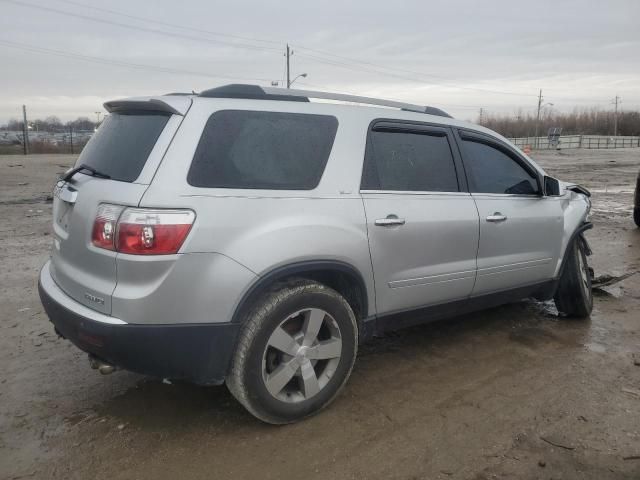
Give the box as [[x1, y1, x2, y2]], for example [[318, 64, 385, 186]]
[[50, 97, 189, 315]]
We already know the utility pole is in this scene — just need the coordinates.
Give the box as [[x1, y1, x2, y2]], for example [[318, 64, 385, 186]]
[[612, 95, 621, 136], [22, 105, 29, 155], [69, 124, 74, 154], [285, 44, 291, 88], [534, 89, 543, 149], [479, 108, 484, 125]]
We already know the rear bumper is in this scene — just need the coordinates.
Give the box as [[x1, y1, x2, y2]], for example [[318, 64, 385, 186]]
[[38, 261, 240, 385]]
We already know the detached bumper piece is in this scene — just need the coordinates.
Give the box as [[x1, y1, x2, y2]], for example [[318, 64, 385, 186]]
[[38, 281, 240, 385]]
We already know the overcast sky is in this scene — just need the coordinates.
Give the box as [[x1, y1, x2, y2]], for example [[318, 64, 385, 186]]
[[0, 0, 638, 124]]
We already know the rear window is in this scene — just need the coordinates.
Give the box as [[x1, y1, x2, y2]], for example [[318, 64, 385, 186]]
[[76, 112, 170, 182], [188, 110, 338, 190]]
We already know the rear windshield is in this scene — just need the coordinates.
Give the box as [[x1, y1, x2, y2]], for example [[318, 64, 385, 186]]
[[188, 110, 338, 190], [76, 112, 170, 182]]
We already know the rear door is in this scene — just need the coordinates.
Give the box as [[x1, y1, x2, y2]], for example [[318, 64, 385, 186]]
[[361, 121, 479, 315], [50, 108, 184, 314], [456, 130, 563, 296]]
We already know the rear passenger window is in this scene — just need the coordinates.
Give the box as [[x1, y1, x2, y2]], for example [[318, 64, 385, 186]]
[[361, 129, 459, 192], [460, 139, 540, 195], [188, 110, 338, 190]]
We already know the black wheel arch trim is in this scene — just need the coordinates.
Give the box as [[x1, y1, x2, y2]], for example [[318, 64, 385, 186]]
[[557, 221, 593, 279], [231, 260, 369, 324]]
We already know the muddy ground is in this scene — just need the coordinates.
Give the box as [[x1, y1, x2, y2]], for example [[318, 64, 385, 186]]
[[1, 149, 639, 480]]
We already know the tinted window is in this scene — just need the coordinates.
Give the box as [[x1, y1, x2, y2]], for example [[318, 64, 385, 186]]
[[77, 113, 169, 182], [188, 111, 338, 190], [362, 130, 459, 192], [460, 139, 539, 194]]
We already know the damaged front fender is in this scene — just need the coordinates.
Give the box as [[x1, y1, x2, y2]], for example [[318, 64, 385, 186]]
[[553, 183, 592, 277]]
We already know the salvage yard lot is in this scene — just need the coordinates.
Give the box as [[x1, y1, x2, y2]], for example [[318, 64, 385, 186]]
[[1, 149, 639, 479]]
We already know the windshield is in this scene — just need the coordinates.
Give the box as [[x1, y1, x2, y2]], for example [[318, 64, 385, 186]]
[[76, 112, 170, 182]]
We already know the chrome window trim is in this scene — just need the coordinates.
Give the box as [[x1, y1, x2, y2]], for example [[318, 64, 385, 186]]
[[470, 193, 545, 199], [360, 189, 471, 196]]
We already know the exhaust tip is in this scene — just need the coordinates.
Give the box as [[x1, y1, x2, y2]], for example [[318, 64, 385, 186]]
[[98, 364, 116, 375], [89, 354, 116, 375]]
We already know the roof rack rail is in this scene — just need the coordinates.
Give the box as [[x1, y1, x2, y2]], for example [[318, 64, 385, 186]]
[[198, 84, 452, 118]]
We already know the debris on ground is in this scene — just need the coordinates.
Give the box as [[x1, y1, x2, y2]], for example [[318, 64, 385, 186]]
[[540, 435, 576, 450], [622, 387, 640, 398], [592, 271, 638, 289]]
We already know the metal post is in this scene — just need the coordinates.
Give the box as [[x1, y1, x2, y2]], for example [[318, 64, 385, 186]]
[[612, 95, 620, 137], [22, 105, 29, 155], [286, 44, 291, 89], [534, 89, 542, 149], [69, 125, 74, 154]]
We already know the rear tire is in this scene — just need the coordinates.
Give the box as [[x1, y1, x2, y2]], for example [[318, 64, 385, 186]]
[[634, 208, 640, 228], [226, 279, 358, 424], [554, 239, 593, 318]]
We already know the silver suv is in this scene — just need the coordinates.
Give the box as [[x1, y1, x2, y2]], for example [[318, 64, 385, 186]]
[[39, 84, 593, 424]]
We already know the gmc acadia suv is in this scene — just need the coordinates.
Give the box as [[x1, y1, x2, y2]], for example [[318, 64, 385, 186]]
[[39, 84, 594, 424]]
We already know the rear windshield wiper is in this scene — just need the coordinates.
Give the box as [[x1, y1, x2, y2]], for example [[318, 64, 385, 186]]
[[61, 163, 111, 182]]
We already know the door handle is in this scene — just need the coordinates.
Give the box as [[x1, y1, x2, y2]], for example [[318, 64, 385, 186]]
[[486, 212, 507, 223], [375, 215, 406, 227]]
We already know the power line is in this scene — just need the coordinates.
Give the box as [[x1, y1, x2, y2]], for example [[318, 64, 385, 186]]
[[1, 0, 282, 53], [293, 48, 539, 98], [0, 39, 274, 83], [294, 51, 536, 98], [56, 0, 535, 98], [3, 0, 625, 106], [3, 0, 545, 99], [298, 52, 615, 105], [52, 0, 281, 47], [295, 80, 482, 110]]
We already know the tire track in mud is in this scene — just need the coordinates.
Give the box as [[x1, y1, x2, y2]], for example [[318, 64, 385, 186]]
[[0, 195, 53, 205]]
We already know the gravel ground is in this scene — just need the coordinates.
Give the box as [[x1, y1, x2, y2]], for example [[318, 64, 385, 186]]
[[1, 149, 639, 480]]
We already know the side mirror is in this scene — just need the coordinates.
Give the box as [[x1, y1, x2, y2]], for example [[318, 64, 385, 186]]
[[544, 176, 561, 196]]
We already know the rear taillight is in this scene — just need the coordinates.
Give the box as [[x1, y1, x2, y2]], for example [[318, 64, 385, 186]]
[[116, 208, 195, 255], [91, 204, 124, 251], [91, 205, 195, 255]]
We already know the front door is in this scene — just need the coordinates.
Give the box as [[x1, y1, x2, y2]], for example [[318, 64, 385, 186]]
[[361, 122, 480, 315], [456, 130, 563, 296]]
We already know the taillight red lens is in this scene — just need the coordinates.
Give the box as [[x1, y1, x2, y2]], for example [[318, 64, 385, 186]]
[[116, 208, 195, 255], [91, 204, 124, 250], [92, 205, 195, 255]]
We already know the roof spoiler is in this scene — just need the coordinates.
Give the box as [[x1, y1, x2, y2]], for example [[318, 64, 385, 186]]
[[103, 98, 187, 116]]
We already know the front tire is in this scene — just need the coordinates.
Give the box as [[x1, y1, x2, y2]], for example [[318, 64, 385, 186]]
[[554, 239, 593, 318], [226, 279, 358, 424], [634, 207, 640, 228]]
